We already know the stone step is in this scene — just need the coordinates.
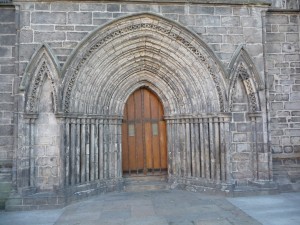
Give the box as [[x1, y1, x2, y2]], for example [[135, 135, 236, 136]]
[[124, 175, 168, 192], [0, 173, 12, 182], [0, 182, 12, 210], [5, 193, 65, 211]]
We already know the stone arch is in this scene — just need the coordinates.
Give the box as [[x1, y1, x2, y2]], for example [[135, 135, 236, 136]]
[[20, 44, 61, 113], [228, 46, 263, 112], [61, 13, 228, 115]]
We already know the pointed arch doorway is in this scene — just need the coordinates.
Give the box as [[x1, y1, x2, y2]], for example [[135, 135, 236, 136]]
[[122, 88, 167, 176]]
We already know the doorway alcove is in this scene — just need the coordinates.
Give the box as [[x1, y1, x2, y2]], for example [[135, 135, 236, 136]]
[[18, 13, 270, 200]]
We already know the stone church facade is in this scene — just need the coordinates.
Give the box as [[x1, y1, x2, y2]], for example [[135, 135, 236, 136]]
[[0, 0, 299, 210]]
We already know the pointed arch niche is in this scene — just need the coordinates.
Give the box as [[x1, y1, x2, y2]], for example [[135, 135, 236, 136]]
[[18, 45, 62, 192], [228, 46, 270, 183]]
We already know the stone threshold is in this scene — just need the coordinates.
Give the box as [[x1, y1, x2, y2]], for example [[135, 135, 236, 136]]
[[12, 0, 271, 6]]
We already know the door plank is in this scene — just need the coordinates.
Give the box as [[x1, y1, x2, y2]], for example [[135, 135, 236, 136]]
[[122, 88, 167, 175]]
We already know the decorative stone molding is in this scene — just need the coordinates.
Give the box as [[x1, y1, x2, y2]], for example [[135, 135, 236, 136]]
[[20, 44, 61, 113], [62, 13, 228, 115], [228, 46, 263, 112]]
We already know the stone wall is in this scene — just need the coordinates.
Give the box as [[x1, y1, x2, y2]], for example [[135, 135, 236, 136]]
[[0, 5, 15, 209], [15, 1, 267, 77], [265, 10, 300, 190], [1, 0, 298, 210]]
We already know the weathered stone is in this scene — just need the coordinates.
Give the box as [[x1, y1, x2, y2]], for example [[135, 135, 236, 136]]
[[34, 3, 50, 11], [221, 16, 240, 27], [161, 5, 185, 14], [0, 35, 15, 46], [196, 15, 220, 26], [80, 3, 106, 11], [214, 7, 232, 15], [66, 32, 88, 41], [233, 133, 248, 142], [34, 31, 66, 42], [266, 33, 285, 42], [51, 3, 79, 11], [55, 25, 74, 31], [236, 143, 250, 152], [179, 15, 195, 26], [121, 4, 151, 12], [266, 15, 289, 24], [0, 24, 15, 35], [32, 12, 67, 24], [68, 12, 92, 24], [0, 1, 298, 210], [285, 102, 300, 110], [0, 8, 15, 23], [20, 30, 33, 43], [189, 6, 214, 14], [0, 47, 12, 58], [107, 4, 120, 12]]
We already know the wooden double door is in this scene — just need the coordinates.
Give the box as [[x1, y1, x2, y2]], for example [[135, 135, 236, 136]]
[[122, 88, 167, 176]]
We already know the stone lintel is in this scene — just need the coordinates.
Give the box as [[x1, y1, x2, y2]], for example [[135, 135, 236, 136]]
[[12, 0, 271, 6]]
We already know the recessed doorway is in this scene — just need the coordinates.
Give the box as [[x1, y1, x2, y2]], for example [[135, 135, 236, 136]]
[[122, 88, 167, 176]]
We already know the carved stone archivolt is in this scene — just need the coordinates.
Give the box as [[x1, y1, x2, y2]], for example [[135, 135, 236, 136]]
[[62, 13, 228, 115]]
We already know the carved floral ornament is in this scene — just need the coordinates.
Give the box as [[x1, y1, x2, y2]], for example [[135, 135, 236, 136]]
[[63, 22, 226, 113]]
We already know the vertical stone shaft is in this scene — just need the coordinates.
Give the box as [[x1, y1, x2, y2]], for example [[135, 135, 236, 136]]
[[65, 118, 70, 186], [203, 118, 210, 179], [80, 118, 86, 183], [95, 119, 99, 180], [214, 117, 221, 181], [99, 119, 103, 179], [70, 119, 76, 185], [90, 119, 95, 181], [76, 119, 81, 184], [85, 119, 90, 181], [29, 118, 35, 187]]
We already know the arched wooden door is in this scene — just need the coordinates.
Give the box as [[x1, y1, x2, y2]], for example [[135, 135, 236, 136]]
[[122, 88, 167, 176]]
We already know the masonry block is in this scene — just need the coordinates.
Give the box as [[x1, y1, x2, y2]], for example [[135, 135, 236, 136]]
[[0, 35, 15, 46], [51, 3, 79, 11], [221, 16, 240, 27], [196, 15, 220, 26], [161, 5, 185, 14], [121, 4, 151, 12], [266, 15, 289, 24], [34, 31, 66, 42], [32, 12, 67, 24], [66, 32, 88, 41], [189, 6, 214, 14], [68, 12, 92, 24], [80, 3, 105, 11], [35, 3, 50, 11]]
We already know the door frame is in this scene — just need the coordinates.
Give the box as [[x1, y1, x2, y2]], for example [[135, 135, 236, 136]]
[[122, 87, 168, 177]]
